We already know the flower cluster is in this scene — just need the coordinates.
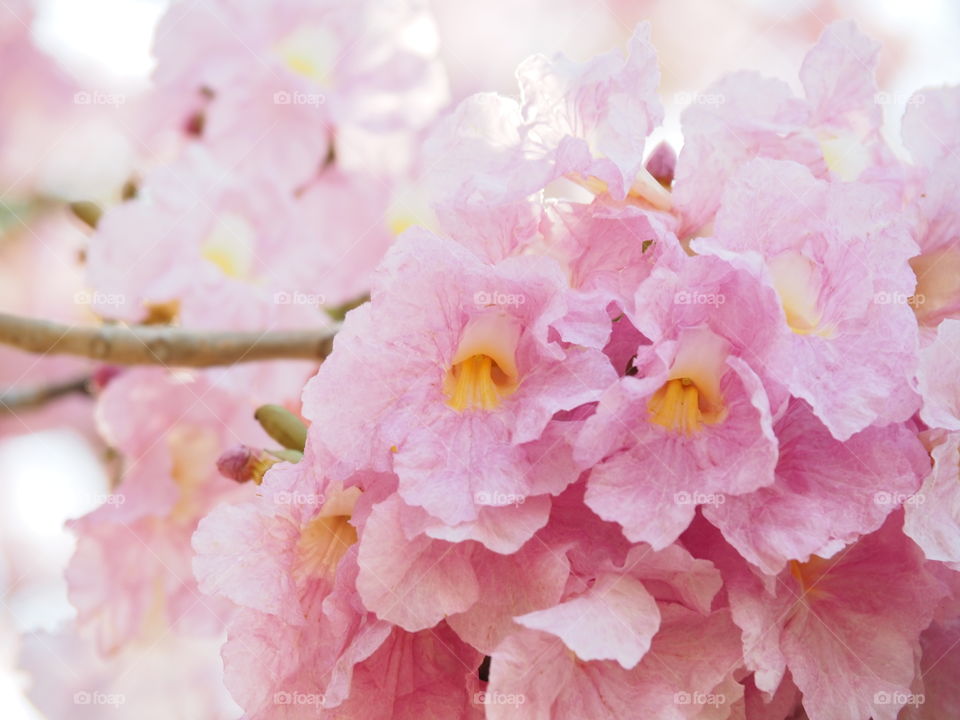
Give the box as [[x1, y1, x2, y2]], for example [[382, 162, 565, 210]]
[[188, 20, 960, 720], [15, 6, 960, 719]]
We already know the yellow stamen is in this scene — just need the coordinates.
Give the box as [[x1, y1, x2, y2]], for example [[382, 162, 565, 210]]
[[293, 487, 361, 584], [649, 378, 705, 435], [446, 354, 513, 412], [293, 514, 358, 583], [788, 556, 830, 600], [570, 170, 672, 211], [444, 313, 521, 413], [682, 382, 700, 435]]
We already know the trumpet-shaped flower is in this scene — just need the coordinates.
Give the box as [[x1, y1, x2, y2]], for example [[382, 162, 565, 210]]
[[574, 254, 781, 548], [304, 229, 616, 551], [695, 158, 921, 440]]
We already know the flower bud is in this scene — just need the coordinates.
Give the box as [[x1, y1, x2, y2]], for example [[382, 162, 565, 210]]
[[217, 445, 278, 485], [254, 404, 307, 452]]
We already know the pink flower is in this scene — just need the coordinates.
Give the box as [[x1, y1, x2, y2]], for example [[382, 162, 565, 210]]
[[901, 88, 960, 328], [303, 229, 616, 550], [152, 0, 448, 188], [574, 253, 781, 549], [66, 369, 263, 653], [0, 0, 79, 193], [673, 20, 894, 236], [515, 22, 664, 203], [423, 23, 667, 261], [193, 455, 484, 717], [487, 605, 742, 718], [19, 627, 239, 719], [354, 493, 481, 631], [422, 92, 550, 261], [691, 515, 948, 720], [695, 158, 921, 440], [539, 199, 685, 349], [87, 145, 365, 327], [706, 398, 929, 574]]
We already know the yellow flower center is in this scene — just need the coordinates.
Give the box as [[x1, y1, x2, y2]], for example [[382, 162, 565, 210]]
[[168, 425, 220, 524], [769, 251, 833, 337], [446, 354, 517, 412], [819, 131, 870, 182], [789, 555, 831, 600], [200, 212, 256, 280], [444, 313, 521, 412], [571, 167, 672, 211], [646, 327, 729, 435], [648, 378, 706, 435], [274, 26, 337, 85], [293, 487, 361, 583]]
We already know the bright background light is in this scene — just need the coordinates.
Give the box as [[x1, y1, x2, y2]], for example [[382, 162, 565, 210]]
[[31, 0, 169, 83]]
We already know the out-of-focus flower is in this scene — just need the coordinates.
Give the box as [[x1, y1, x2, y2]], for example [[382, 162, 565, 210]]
[[674, 21, 896, 237], [66, 369, 263, 653], [151, 0, 448, 189]]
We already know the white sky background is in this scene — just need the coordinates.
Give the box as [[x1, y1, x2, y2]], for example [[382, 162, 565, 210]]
[[1, 0, 958, 717], [31, 0, 168, 83]]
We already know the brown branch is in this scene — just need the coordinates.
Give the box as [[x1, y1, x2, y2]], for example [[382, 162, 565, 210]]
[[0, 375, 91, 415], [0, 312, 336, 367]]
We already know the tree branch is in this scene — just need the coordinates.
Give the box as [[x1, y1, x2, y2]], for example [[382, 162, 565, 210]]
[[0, 312, 336, 367], [0, 375, 91, 415]]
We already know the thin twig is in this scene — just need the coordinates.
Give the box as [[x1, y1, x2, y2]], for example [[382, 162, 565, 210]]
[[0, 312, 336, 367], [0, 375, 91, 415]]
